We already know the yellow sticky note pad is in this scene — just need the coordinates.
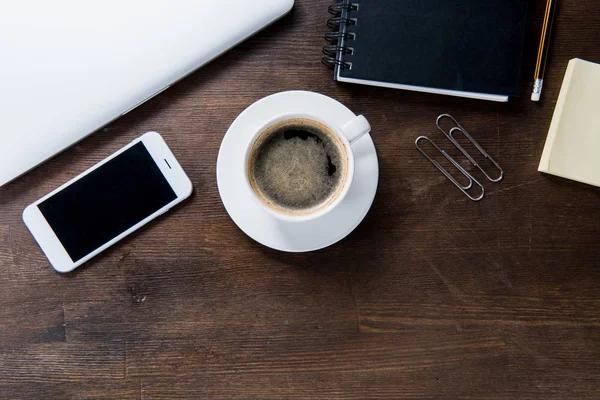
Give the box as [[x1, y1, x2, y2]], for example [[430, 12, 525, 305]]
[[538, 58, 600, 187]]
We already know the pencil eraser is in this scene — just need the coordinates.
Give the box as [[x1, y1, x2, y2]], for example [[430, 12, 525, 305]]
[[532, 79, 543, 102]]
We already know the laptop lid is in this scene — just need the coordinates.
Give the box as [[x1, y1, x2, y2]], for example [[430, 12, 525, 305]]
[[0, 0, 293, 187]]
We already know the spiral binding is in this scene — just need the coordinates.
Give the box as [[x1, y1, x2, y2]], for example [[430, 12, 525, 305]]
[[322, 1, 358, 70]]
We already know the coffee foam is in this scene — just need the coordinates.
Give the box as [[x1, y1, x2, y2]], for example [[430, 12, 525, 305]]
[[248, 118, 348, 216]]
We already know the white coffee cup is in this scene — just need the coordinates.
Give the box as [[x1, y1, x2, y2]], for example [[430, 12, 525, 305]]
[[243, 111, 371, 222]]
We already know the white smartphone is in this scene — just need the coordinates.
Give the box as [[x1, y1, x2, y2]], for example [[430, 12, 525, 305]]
[[23, 131, 193, 273]]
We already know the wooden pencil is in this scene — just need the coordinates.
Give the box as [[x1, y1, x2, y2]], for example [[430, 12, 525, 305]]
[[531, 0, 558, 101]]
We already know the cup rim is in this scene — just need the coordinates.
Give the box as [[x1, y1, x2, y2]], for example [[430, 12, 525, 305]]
[[243, 113, 356, 222]]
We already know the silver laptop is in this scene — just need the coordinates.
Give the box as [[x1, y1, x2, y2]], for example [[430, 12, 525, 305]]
[[0, 0, 294, 187]]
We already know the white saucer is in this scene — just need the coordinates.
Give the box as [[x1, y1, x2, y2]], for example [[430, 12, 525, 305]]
[[216, 91, 379, 252]]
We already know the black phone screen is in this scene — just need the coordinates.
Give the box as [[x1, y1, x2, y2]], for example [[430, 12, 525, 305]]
[[38, 142, 177, 262]]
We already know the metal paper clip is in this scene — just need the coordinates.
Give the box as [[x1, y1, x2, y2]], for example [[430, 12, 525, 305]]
[[415, 136, 485, 201], [436, 114, 503, 182]]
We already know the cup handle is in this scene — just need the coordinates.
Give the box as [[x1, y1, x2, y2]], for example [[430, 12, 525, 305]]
[[340, 115, 371, 145]]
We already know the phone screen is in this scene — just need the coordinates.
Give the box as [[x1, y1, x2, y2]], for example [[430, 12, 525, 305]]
[[38, 142, 176, 262]]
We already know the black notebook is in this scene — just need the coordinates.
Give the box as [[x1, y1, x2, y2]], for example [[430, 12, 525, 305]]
[[323, 0, 529, 102]]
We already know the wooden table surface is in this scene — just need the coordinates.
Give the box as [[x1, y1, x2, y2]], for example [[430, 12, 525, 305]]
[[1, 1, 599, 399]]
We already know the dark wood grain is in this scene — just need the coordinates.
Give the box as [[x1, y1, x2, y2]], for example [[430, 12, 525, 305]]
[[1, 1, 599, 398]]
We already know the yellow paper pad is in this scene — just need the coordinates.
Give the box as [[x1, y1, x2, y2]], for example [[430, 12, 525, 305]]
[[538, 58, 600, 187]]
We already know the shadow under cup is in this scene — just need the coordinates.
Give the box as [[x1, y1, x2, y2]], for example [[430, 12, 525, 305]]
[[247, 117, 352, 219]]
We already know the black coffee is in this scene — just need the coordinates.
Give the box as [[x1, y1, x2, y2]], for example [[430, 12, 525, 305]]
[[249, 118, 347, 215]]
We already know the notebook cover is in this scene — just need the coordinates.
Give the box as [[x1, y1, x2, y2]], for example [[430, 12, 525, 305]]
[[337, 0, 528, 96]]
